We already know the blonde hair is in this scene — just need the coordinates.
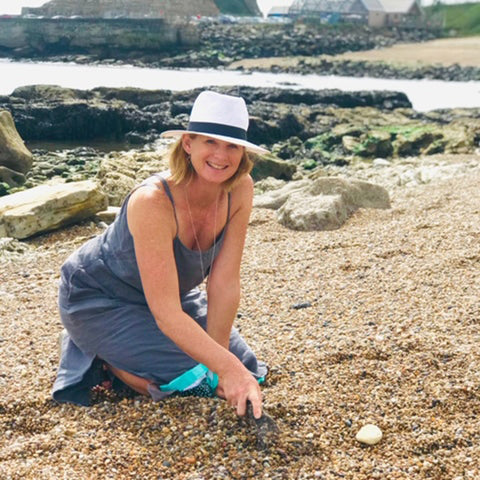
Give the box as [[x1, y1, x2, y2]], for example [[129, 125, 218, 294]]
[[168, 135, 254, 192]]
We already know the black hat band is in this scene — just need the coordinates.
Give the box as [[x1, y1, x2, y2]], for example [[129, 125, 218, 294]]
[[187, 121, 247, 141]]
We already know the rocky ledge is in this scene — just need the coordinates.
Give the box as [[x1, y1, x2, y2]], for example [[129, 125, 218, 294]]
[[230, 56, 480, 82], [1, 85, 478, 191], [1, 85, 479, 236], [0, 84, 412, 147]]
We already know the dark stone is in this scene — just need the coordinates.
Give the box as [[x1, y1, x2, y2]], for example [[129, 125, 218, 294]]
[[292, 302, 312, 309], [0, 182, 10, 196], [0, 166, 26, 187]]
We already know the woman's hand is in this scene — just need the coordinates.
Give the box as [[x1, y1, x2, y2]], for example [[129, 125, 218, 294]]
[[217, 362, 262, 419]]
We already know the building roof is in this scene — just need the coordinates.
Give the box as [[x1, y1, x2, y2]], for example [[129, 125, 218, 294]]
[[290, 0, 366, 14], [361, 0, 384, 12], [376, 0, 418, 14], [267, 6, 291, 15], [290, 0, 420, 14]]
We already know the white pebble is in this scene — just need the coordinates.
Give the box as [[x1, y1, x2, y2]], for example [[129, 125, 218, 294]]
[[373, 158, 391, 167], [355, 424, 383, 445]]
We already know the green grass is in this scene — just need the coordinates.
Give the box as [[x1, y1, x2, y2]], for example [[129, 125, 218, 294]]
[[426, 2, 480, 36]]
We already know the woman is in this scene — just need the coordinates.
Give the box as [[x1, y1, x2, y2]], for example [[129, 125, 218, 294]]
[[52, 91, 269, 419]]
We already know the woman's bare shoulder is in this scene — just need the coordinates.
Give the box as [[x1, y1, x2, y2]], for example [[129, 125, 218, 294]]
[[127, 182, 176, 235], [231, 174, 254, 201], [129, 181, 172, 207], [229, 174, 254, 214]]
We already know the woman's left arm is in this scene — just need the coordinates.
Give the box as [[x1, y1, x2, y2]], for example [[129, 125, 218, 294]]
[[206, 174, 254, 349]]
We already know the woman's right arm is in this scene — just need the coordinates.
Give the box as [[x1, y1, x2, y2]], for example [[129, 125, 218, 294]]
[[126, 187, 262, 417]]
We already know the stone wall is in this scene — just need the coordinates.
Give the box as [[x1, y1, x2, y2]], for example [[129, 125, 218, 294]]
[[0, 18, 198, 56], [22, 0, 220, 19]]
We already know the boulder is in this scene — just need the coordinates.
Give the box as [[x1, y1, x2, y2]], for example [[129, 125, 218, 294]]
[[255, 177, 390, 231], [251, 154, 297, 182], [253, 177, 287, 195], [0, 180, 107, 239], [96, 150, 170, 206], [254, 179, 311, 210], [0, 111, 33, 186]]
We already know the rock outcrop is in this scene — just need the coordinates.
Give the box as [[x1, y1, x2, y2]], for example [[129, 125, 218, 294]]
[[251, 155, 296, 182], [0, 85, 411, 145], [0, 111, 33, 189], [0, 85, 477, 236], [254, 177, 390, 230], [1, 85, 478, 199], [96, 149, 170, 206], [231, 55, 480, 83], [0, 180, 107, 239]]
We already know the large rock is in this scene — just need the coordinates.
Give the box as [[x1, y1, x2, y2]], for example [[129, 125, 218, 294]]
[[96, 149, 170, 206], [251, 155, 297, 182], [0, 110, 33, 187], [0, 180, 107, 239], [255, 177, 390, 231], [254, 179, 311, 210]]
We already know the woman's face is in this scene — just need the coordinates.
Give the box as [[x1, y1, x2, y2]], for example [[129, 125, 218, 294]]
[[182, 134, 244, 185]]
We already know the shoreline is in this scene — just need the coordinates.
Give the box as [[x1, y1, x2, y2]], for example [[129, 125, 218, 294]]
[[2, 25, 479, 82], [230, 36, 480, 71], [2, 50, 479, 83]]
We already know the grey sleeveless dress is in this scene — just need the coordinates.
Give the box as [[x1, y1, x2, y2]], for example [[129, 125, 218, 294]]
[[52, 173, 267, 406]]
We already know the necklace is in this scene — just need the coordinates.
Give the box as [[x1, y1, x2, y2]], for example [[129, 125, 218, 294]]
[[184, 186, 220, 283]]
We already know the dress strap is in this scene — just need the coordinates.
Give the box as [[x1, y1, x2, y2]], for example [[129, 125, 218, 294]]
[[226, 192, 231, 223], [155, 175, 180, 233], [152, 174, 231, 233]]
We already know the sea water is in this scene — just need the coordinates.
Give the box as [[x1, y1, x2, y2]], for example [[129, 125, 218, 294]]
[[1, 58, 479, 112]]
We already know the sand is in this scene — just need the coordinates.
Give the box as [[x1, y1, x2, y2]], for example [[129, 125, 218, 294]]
[[229, 35, 480, 70], [1, 153, 480, 479], [336, 36, 480, 68]]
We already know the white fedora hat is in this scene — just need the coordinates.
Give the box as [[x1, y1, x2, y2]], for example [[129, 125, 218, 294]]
[[161, 91, 269, 155]]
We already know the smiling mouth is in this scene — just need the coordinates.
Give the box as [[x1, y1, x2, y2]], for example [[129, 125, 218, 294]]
[[207, 161, 228, 170]]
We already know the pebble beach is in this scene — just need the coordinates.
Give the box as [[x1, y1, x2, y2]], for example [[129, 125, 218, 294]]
[[1, 153, 479, 479]]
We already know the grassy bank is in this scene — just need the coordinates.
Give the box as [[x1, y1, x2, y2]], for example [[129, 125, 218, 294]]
[[426, 1, 480, 36]]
